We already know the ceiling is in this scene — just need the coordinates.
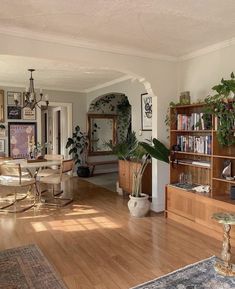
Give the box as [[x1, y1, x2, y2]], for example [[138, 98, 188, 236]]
[[0, 0, 235, 57], [0, 1, 235, 91], [0, 55, 125, 92]]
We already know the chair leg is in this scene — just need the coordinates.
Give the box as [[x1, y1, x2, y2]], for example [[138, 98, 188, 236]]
[[41, 184, 73, 207]]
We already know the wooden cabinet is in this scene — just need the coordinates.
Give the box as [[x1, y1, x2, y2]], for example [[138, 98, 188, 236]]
[[166, 102, 235, 242], [119, 160, 152, 196]]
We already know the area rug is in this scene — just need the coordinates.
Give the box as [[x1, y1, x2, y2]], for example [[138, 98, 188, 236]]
[[131, 256, 235, 289], [0, 244, 67, 289]]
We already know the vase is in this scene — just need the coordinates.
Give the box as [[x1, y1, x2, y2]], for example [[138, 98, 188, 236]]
[[128, 193, 150, 217]]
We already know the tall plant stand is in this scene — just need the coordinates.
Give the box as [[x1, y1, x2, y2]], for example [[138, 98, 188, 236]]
[[212, 212, 235, 276]]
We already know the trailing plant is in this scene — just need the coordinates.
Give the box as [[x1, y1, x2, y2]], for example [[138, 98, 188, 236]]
[[204, 72, 235, 146], [0, 124, 5, 130], [66, 126, 88, 166], [130, 138, 170, 197]]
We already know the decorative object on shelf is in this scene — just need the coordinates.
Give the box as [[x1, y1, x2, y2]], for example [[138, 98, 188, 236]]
[[66, 125, 89, 177], [7, 106, 21, 119], [0, 139, 5, 153], [205, 72, 235, 146], [23, 107, 36, 120], [8, 122, 37, 159], [212, 212, 235, 276], [141, 93, 152, 131], [14, 69, 49, 110], [180, 91, 190, 104], [0, 90, 4, 122], [221, 160, 231, 179], [7, 91, 22, 106]]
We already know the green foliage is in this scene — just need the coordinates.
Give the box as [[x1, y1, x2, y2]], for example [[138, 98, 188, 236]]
[[205, 72, 235, 146], [66, 126, 88, 165], [0, 124, 5, 130], [139, 138, 170, 164]]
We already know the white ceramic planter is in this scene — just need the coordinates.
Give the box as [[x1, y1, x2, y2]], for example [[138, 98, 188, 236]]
[[128, 193, 150, 217]]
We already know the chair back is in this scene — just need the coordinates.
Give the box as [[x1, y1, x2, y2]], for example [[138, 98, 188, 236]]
[[0, 163, 22, 184], [61, 159, 74, 175], [45, 154, 64, 161]]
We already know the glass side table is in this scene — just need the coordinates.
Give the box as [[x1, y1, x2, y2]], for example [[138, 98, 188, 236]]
[[212, 212, 235, 276]]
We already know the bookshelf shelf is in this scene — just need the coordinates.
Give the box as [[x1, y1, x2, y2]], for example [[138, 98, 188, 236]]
[[172, 151, 211, 157], [166, 102, 235, 242]]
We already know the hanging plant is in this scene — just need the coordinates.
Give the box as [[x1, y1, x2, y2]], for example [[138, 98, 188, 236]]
[[205, 72, 235, 146]]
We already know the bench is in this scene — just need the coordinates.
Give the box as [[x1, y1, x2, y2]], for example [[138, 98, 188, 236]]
[[87, 160, 118, 176]]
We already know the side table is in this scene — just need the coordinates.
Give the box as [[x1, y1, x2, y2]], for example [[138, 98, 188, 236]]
[[212, 212, 235, 276]]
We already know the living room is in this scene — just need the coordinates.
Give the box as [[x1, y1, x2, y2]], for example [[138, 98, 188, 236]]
[[0, 1, 235, 288]]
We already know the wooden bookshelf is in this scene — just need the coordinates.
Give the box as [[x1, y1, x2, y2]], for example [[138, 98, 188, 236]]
[[165, 103, 235, 242]]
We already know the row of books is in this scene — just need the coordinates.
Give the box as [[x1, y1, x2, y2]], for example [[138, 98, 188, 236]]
[[177, 113, 211, 131], [176, 135, 212, 155]]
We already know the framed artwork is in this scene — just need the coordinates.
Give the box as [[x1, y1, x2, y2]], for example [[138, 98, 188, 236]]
[[7, 106, 21, 119], [8, 122, 37, 159], [23, 107, 36, 120], [0, 90, 4, 122], [7, 91, 22, 106], [0, 139, 5, 153], [141, 93, 152, 131]]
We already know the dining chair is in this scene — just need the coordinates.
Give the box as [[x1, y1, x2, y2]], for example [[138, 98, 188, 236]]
[[38, 159, 74, 207], [37, 154, 64, 177], [0, 163, 36, 212]]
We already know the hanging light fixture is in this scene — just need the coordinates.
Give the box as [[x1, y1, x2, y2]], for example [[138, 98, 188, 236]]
[[14, 69, 49, 110]]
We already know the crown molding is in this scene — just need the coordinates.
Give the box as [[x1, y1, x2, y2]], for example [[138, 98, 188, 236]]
[[0, 27, 178, 62], [82, 75, 132, 93], [0, 81, 86, 94], [180, 38, 235, 61]]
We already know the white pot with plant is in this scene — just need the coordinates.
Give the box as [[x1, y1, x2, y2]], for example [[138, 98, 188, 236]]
[[128, 138, 170, 218]]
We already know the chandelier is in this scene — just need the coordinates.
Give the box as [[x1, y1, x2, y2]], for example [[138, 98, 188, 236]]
[[14, 69, 49, 110]]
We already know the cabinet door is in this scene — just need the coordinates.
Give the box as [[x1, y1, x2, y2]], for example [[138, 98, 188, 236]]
[[119, 160, 130, 192], [167, 186, 195, 221]]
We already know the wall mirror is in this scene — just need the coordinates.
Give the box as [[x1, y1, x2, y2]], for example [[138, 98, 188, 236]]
[[87, 114, 117, 155], [0, 90, 4, 122]]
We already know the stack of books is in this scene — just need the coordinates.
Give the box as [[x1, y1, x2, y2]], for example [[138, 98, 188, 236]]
[[176, 135, 212, 154], [177, 113, 211, 130]]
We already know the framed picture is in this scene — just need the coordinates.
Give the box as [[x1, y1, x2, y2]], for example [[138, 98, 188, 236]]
[[180, 91, 190, 105], [0, 90, 4, 122], [8, 122, 37, 159], [23, 107, 36, 120], [7, 106, 21, 119], [7, 91, 22, 106], [141, 93, 152, 131], [0, 139, 5, 153]]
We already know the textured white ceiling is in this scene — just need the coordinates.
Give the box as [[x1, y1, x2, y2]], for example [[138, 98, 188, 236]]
[[0, 55, 125, 92], [0, 0, 235, 57]]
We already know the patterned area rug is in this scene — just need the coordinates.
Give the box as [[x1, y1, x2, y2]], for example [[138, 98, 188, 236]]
[[0, 244, 67, 289], [131, 256, 235, 289]]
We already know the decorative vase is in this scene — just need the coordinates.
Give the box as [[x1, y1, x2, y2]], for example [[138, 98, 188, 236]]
[[128, 193, 150, 217]]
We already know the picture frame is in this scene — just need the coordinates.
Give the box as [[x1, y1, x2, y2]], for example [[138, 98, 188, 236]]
[[0, 139, 5, 153], [23, 107, 36, 120], [0, 90, 4, 122], [8, 122, 37, 159], [141, 93, 152, 131], [7, 106, 21, 119], [7, 91, 22, 106]]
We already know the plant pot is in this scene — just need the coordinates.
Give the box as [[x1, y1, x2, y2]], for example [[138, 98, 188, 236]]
[[128, 193, 150, 217], [77, 166, 90, 178]]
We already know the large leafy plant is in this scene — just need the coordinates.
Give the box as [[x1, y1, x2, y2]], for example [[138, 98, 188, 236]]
[[66, 126, 88, 166], [205, 72, 235, 146]]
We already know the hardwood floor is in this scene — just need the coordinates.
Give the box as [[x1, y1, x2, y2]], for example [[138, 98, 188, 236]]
[[0, 177, 222, 289]]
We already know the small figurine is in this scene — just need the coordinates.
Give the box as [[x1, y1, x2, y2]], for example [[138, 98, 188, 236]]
[[222, 160, 231, 179]]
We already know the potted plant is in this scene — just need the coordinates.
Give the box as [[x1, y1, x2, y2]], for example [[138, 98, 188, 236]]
[[204, 72, 235, 146], [127, 138, 170, 217], [66, 126, 90, 177]]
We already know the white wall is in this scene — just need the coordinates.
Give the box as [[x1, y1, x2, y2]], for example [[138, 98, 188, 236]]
[[178, 43, 235, 101], [0, 85, 87, 156], [87, 79, 152, 142]]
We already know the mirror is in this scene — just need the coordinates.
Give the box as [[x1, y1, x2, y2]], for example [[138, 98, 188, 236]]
[[87, 114, 117, 155], [0, 90, 4, 122]]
